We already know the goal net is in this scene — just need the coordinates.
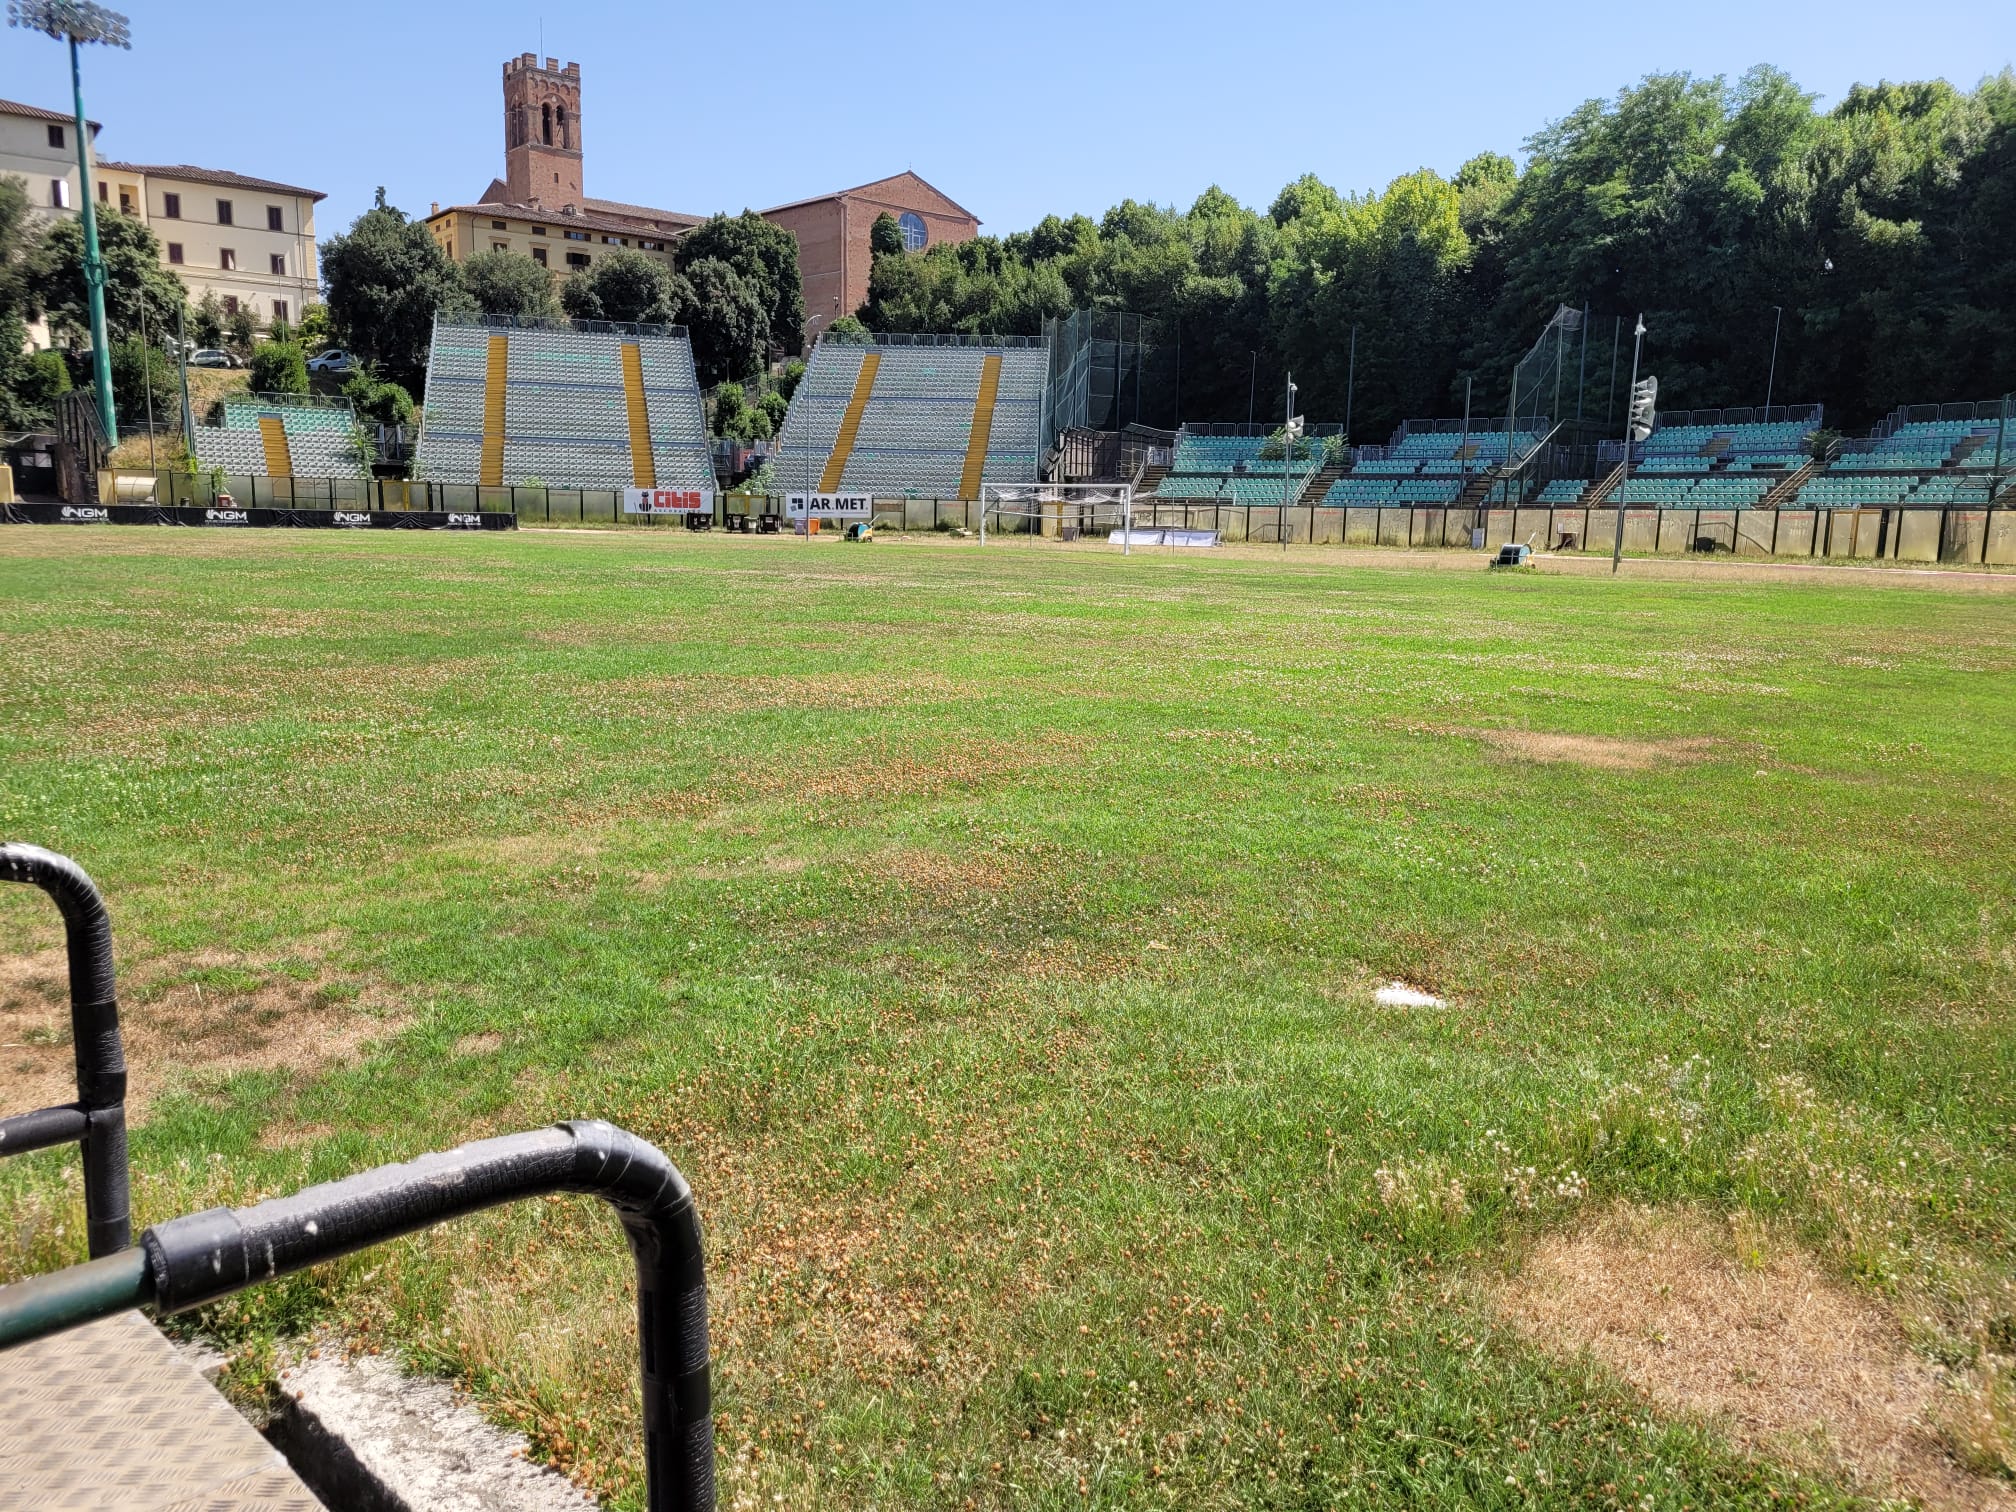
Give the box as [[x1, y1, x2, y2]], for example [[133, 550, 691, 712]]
[[977, 482, 1134, 545]]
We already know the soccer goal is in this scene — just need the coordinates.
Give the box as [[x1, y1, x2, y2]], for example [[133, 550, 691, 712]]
[[977, 482, 1136, 550]]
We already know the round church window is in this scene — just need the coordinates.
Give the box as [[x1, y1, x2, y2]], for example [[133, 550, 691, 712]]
[[898, 212, 928, 252]]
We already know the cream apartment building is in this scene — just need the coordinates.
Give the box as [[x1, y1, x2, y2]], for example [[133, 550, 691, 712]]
[[2, 96, 323, 344], [0, 97, 98, 348], [95, 162, 322, 328]]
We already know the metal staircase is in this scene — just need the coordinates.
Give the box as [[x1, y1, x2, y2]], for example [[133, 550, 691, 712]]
[[820, 351, 881, 492]]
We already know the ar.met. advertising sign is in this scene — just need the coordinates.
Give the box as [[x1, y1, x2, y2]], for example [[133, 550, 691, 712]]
[[623, 488, 715, 516], [784, 493, 873, 520]]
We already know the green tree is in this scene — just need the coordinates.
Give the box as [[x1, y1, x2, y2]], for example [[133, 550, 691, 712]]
[[342, 368, 416, 428], [26, 209, 186, 346], [191, 291, 225, 349], [225, 304, 260, 357], [674, 212, 804, 354], [321, 190, 471, 384], [824, 314, 872, 343], [870, 212, 906, 258], [559, 249, 691, 324], [680, 257, 767, 386], [462, 249, 559, 319], [108, 336, 174, 428], [249, 341, 308, 395], [0, 176, 51, 426]]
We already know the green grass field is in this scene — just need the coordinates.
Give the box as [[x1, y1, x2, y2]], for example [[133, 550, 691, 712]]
[[2, 529, 2014, 1510]]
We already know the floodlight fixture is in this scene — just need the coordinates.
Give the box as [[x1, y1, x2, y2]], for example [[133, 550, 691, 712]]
[[7, 1, 132, 46]]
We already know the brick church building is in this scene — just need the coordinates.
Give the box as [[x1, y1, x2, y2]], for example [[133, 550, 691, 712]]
[[424, 56, 979, 349]]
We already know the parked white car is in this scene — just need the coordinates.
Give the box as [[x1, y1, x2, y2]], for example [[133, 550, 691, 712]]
[[307, 348, 356, 373], [188, 348, 239, 369]]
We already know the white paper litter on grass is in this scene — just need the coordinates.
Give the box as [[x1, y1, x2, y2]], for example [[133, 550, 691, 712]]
[[1374, 981, 1445, 1009]]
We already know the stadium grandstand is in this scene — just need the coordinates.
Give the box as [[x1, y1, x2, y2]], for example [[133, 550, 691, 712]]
[[412, 316, 714, 490], [1315, 423, 1548, 508], [775, 335, 1046, 498], [190, 393, 368, 478], [1153, 431, 1333, 506]]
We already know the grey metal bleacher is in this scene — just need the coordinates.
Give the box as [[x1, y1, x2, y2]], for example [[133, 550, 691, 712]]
[[412, 318, 713, 489]]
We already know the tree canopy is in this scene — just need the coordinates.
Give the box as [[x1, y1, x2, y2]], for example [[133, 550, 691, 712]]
[[320, 190, 471, 385], [461, 249, 559, 320], [674, 212, 804, 356], [852, 66, 2016, 433], [26, 208, 187, 347]]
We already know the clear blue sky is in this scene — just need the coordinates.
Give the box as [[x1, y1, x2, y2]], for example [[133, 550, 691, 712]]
[[3, 1, 2009, 245]]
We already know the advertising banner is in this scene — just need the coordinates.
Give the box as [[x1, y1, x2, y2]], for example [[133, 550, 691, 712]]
[[2, 504, 517, 531], [624, 487, 715, 516], [785, 492, 874, 520]]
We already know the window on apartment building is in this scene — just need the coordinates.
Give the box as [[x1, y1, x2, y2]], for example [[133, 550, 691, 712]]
[[530, 225, 545, 236], [119, 189, 134, 215], [531, 246, 547, 266], [167, 242, 184, 264], [47, 124, 65, 149], [223, 296, 239, 315], [566, 252, 590, 269], [97, 180, 107, 202], [565, 230, 588, 241], [492, 242, 509, 253], [49, 179, 68, 209], [220, 248, 236, 271], [163, 192, 180, 218], [216, 199, 233, 225], [267, 205, 283, 231], [491, 219, 507, 230], [270, 253, 286, 276], [273, 299, 289, 325]]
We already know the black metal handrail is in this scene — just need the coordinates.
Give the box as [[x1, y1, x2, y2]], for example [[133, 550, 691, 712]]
[[0, 843, 129, 1257], [0, 1120, 714, 1512]]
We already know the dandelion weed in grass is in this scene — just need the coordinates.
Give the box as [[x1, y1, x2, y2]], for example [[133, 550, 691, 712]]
[[0, 529, 2012, 1509]]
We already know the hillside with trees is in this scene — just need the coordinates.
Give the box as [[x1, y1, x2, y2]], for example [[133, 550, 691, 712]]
[[857, 67, 2016, 432]]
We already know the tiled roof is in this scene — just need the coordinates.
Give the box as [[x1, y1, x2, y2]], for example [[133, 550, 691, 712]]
[[431, 200, 688, 242], [95, 162, 325, 200], [0, 97, 99, 132], [580, 196, 705, 229]]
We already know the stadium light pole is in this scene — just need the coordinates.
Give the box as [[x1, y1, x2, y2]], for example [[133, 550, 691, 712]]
[[1611, 314, 1646, 576], [1764, 306, 1784, 417], [10, 1, 131, 447], [1282, 373, 1296, 554]]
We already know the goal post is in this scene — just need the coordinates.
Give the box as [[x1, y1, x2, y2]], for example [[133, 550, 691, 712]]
[[977, 482, 1136, 551]]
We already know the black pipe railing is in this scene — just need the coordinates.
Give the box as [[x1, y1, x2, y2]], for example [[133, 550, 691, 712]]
[[0, 1120, 713, 1512], [0, 843, 129, 1257]]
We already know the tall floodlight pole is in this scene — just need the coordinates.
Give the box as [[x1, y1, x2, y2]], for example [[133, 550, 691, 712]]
[[10, 2, 132, 447], [1764, 305, 1784, 416], [1282, 373, 1296, 554], [1612, 315, 1646, 576], [1344, 326, 1357, 445]]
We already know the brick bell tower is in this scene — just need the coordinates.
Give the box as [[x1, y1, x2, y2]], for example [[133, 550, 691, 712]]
[[503, 54, 583, 208]]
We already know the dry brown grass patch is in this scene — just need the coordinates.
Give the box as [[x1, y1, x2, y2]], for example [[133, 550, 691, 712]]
[[0, 945, 408, 1121], [1470, 728, 1722, 771], [1496, 1204, 2013, 1511]]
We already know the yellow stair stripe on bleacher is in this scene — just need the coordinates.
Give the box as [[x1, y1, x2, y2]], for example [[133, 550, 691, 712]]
[[256, 416, 292, 476], [479, 335, 509, 487], [620, 342, 656, 487], [819, 350, 881, 493], [957, 354, 1002, 501]]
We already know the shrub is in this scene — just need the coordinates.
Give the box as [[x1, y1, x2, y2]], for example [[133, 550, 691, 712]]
[[249, 341, 309, 395], [108, 338, 175, 428], [342, 370, 415, 429]]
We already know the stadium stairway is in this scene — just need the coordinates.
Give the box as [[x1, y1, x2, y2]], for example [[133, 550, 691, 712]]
[[256, 416, 292, 477], [821, 352, 882, 492], [1581, 462, 1626, 507], [620, 342, 656, 487], [957, 356, 1002, 501], [480, 336, 509, 487], [1760, 457, 1821, 510]]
